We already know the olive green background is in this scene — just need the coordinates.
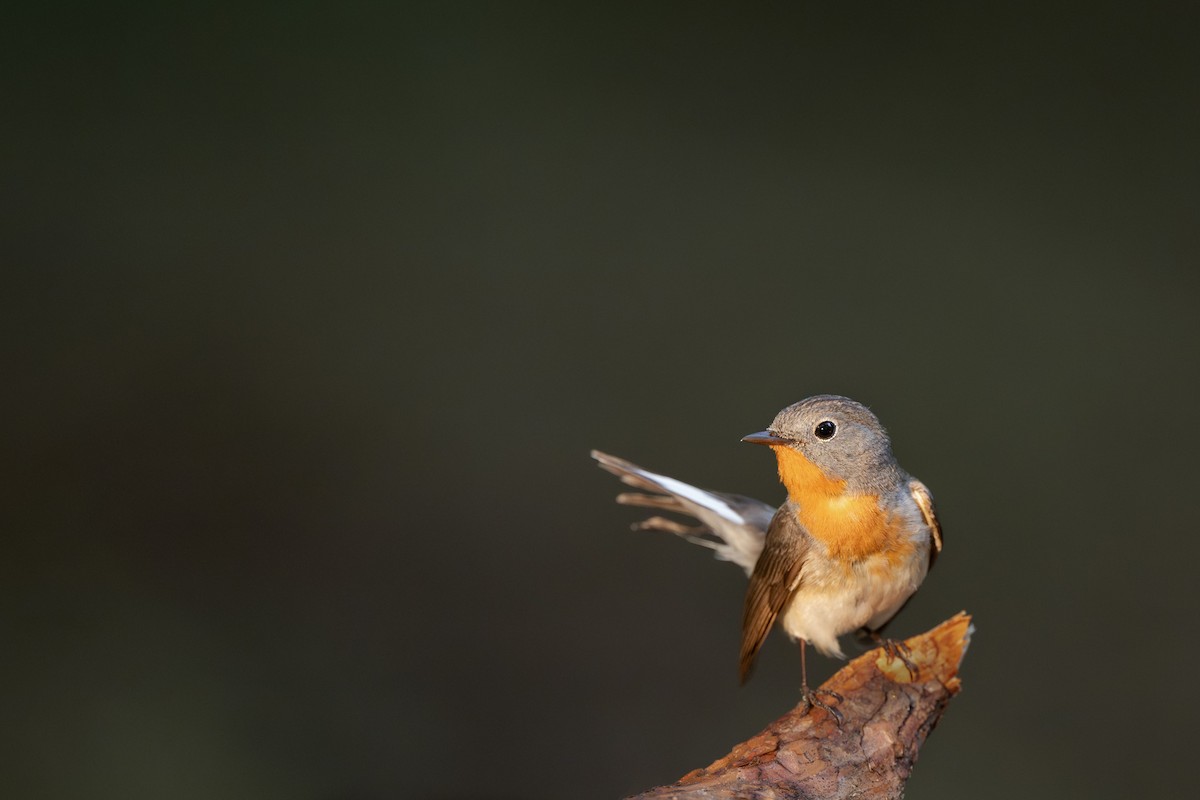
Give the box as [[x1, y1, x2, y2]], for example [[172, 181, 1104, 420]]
[[5, 4, 1199, 799]]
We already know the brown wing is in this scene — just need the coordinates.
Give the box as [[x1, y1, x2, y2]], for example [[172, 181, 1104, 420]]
[[909, 480, 943, 569], [739, 503, 809, 683]]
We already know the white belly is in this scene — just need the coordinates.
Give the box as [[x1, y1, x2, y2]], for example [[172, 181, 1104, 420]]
[[778, 545, 930, 659]]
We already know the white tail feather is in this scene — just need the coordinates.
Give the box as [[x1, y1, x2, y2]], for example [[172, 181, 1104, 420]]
[[592, 450, 771, 575]]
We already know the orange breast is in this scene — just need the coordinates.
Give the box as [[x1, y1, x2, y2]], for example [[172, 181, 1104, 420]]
[[772, 446, 913, 562]]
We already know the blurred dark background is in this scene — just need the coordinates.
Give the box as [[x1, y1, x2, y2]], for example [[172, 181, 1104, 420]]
[[4, 3, 1199, 799]]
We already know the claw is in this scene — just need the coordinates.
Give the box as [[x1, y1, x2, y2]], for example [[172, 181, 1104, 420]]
[[862, 629, 920, 679], [794, 639, 844, 725], [880, 638, 919, 678], [800, 686, 845, 725]]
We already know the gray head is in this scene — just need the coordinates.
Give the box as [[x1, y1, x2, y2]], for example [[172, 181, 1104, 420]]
[[742, 395, 901, 492]]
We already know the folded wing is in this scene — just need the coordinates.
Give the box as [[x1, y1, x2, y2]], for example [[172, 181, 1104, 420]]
[[739, 504, 809, 683], [908, 479, 943, 569]]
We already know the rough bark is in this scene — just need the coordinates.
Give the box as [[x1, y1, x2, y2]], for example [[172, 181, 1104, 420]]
[[630, 612, 973, 800]]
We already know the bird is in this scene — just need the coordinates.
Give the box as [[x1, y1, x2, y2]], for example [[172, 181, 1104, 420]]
[[593, 395, 942, 721]]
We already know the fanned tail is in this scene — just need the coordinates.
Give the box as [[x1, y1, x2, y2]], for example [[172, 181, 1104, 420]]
[[591, 450, 771, 574]]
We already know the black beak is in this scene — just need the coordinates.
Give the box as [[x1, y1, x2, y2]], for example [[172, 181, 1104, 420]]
[[741, 430, 789, 446]]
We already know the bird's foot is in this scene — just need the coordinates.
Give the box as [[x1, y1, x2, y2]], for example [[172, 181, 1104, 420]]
[[878, 638, 919, 678], [799, 685, 844, 725]]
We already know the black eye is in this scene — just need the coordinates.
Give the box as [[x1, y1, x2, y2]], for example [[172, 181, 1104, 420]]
[[814, 420, 837, 440]]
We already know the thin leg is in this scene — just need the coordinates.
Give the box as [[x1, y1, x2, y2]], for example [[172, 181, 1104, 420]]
[[797, 639, 844, 725], [799, 638, 808, 694]]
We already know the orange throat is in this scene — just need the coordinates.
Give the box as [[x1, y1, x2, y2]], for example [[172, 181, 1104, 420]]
[[771, 445, 911, 562]]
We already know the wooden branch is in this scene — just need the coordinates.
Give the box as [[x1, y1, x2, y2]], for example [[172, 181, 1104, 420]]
[[630, 612, 973, 800]]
